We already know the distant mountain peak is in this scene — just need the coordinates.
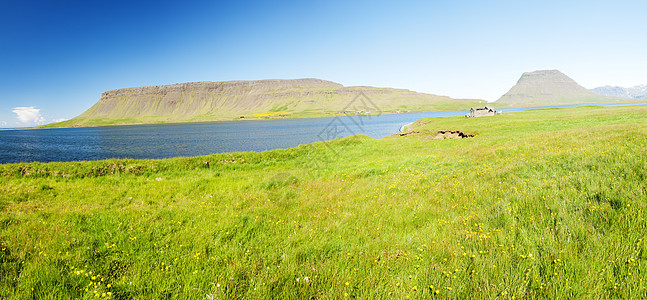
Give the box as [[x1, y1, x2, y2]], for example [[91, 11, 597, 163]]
[[590, 84, 647, 100], [521, 69, 564, 76], [496, 70, 620, 105]]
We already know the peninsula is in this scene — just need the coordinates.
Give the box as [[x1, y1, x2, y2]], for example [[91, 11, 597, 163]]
[[42, 79, 484, 127]]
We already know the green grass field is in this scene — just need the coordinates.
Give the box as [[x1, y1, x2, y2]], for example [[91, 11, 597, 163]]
[[1, 105, 646, 299]]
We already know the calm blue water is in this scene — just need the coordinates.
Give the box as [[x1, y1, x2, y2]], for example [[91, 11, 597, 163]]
[[1, 103, 645, 164]]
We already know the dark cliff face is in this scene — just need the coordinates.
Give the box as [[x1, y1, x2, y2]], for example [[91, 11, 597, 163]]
[[496, 70, 621, 104], [82, 79, 349, 118], [100, 79, 343, 98]]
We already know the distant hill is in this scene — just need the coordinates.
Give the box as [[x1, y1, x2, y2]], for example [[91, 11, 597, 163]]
[[590, 85, 647, 100], [42, 79, 485, 127], [496, 70, 626, 106]]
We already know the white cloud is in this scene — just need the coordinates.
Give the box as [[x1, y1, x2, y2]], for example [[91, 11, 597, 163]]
[[12, 106, 46, 125], [53, 118, 69, 123], [1, 121, 7, 127]]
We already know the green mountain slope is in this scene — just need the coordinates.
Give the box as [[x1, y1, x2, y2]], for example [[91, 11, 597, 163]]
[[495, 70, 628, 106], [43, 79, 484, 127]]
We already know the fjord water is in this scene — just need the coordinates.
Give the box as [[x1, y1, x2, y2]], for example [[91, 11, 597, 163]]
[[1, 103, 645, 164], [0, 111, 464, 164]]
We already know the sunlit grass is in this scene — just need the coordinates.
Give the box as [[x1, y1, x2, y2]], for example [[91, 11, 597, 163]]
[[1, 105, 646, 298]]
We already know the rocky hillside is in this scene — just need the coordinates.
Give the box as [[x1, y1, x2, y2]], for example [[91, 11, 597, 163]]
[[44, 79, 484, 127], [496, 70, 624, 105], [591, 85, 647, 99]]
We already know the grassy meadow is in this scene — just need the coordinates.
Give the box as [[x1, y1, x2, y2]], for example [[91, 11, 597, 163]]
[[1, 105, 646, 299]]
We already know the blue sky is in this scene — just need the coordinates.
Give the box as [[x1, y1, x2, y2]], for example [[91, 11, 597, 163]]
[[1, 0, 646, 127]]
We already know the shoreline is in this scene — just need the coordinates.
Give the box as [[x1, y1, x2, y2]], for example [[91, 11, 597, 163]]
[[399, 122, 414, 132], [31, 101, 647, 130], [2, 104, 647, 164]]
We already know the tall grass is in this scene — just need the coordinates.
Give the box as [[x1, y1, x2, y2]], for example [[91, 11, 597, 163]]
[[1, 105, 646, 298]]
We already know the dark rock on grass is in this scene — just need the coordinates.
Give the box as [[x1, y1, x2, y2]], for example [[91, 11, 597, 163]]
[[433, 130, 474, 139], [394, 130, 474, 139]]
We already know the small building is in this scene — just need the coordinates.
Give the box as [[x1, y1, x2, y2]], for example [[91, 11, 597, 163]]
[[466, 106, 496, 118]]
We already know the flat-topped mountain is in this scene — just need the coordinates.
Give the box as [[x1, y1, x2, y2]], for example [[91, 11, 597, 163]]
[[591, 85, 647, 99], [44, 79, 484, 127], [496, 70, 623, 105]]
